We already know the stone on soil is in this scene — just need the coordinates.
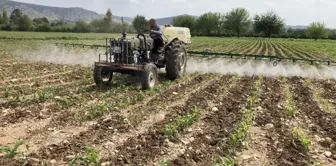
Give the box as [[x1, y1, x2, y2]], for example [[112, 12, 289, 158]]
[[325, 151, 332, 158], [264, 123, 274, 130]]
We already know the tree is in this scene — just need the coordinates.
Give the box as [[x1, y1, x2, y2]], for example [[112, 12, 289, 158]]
[[132, 15, 148, 33], [35, 22, 51, 32], [253, 11, 285, 38], [306, 22, 329, 41], [73, 20, 92, 32], [2, 9, 9, 24], [196, 12, 221, 36], [223, 8, 252, 38], [171, 15, 197, 34], [102, 8, 113, 32], [120, 16, 127, 32], [9, 8, 23, 25], [17, 15, 33, 31], [33, 17, 49, 25]]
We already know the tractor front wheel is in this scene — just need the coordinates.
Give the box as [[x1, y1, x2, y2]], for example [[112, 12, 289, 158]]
[[93, 66, 113, 87], [165, 40, 187, 80], [141, 63, 158, 90]]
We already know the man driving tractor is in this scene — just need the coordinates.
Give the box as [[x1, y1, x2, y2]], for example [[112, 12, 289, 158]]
[[149, 18, 165, 64]]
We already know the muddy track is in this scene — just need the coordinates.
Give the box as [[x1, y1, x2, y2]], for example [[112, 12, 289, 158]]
[[288, 77, 336, 158], [171, 76, 257, 166], [27, 74, 214, 163], [98, 75, 235, 165]]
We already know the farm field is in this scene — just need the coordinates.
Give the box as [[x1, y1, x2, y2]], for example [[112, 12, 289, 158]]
[[0, 31, 336, 166]]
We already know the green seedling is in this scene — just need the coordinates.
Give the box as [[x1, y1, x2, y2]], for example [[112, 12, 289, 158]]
[[0, 140, 30, 165], [81, 102, 110, 121], [56, 97, 74, 109], [157, 159, 171, 166], [212, 156, 236, 166], [4, 87, 9, 98], [292, 127, 311, 152], [0, 140, 29, 158], [163, 106, 200, 140], [70, 146, 100, 166]]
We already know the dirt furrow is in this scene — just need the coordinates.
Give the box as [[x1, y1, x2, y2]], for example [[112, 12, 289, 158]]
[[288, 77, 336, 162], [170, 76, 257, 166], [148, 75, 239, 165], [26, 74, 214, 164], [242, 40, 259, 54], [282, 43, 330, 60], [98, 75, 236, 166], [259, 40, 267, 55], [313, 79, 336, 113], [0, 70, 78, 85], [277, 43, 307, 59], [228, 41, 255, 53], [269, 41, 285, 57]]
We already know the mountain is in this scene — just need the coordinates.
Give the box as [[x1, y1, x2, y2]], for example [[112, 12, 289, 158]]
[[0, 0, 103, 22], [0, 0, 134, 23]]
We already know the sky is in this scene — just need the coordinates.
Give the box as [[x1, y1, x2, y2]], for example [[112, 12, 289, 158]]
[[15, 0, 336, 28]]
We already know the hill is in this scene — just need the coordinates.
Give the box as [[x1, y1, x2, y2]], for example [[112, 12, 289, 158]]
[[0, 0, 134, 23]]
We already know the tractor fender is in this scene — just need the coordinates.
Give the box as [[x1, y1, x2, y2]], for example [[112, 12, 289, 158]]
[[163, 37, 179, 51]]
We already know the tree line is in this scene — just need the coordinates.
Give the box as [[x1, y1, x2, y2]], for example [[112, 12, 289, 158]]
[[166, 8, 333, 40], [0, 7, 335, 40]]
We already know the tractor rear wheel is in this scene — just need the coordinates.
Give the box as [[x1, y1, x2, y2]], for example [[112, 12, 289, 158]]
[[93, 66, 113, 87], [165, 40, 187, 80], [141, 63, 158, 90]]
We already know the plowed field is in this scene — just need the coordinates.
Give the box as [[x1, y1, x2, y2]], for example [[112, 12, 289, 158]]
[[1, 52, 336, 166], [1, 34, 336, 166]]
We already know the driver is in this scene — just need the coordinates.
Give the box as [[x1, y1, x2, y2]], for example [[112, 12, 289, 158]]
[[149, 18, 164, 63]]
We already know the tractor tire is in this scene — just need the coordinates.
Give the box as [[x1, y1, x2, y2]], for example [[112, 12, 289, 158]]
[[141, 63, 158, 90], [93, 66, 113, 87], [165, 40, 187, 80]]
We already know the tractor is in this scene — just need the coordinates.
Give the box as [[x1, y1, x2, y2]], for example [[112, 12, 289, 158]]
[[93, 25, 191, 90]]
